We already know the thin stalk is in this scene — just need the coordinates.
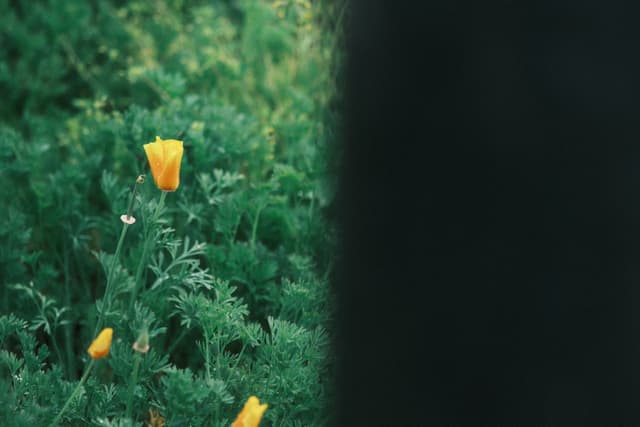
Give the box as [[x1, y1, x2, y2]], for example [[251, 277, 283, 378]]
[[125, 353, 142, 420], [62, 244, 76, 379], [71, 250, 92, 302], [215, 336, 221, 376], [49, 359, 95, 427], [128, 191, 166, 313], [94, 178, 142, 336], [204, 332, 212, 382], [166, 328, 189, 355], [250, 204, 265, 248], [129, 237, 151, 313], [94, 221, 129, 336], [232, 342, 247, 370], [308, 191, 315, 222], [1, 252, 7, 311], [50, 331, 65, 375], [32, 288, 66, 375], [213, 336, 223, 418]]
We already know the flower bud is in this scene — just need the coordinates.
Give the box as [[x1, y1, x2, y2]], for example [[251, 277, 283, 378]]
[[120, 214, 136, 225], [88, 328, 113, 359], [143, 136, 184, 192], [231, 396, 268, 427], [132, 327, 150, 354]]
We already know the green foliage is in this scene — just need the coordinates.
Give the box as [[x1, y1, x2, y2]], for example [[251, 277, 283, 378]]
[[0, 0, 342, 425]]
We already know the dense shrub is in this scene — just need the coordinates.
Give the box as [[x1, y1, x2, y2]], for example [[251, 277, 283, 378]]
[[0, 0, 343, 425]]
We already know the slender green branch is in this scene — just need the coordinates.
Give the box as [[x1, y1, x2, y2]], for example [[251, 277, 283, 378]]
[[129, 237, 151, 313], [94, 177, 144, 335], [49, 359, 95, 427], [166, 328, 189, 355], [94, 221, 130, 336], [250, 203, 265, 248], [204, 331, 212, 382], [31, 287, 67, 376], [49, 332, 65, 377], [212, 335, 223, 418], [215, 336, 222, 376], [232, 342, 247, 371], [129, 191, 166, 313], [62, 244, 76, 379], [126, 353, 142, 420], [74, 254, 92, 303], [154, 191, 167, 226]]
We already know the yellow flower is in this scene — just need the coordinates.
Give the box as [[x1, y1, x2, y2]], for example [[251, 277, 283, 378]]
[[148, 408, 165, 427], [87, 327, 113, 359], [143, 136, 184, 192], [231, 396, 268, 427]]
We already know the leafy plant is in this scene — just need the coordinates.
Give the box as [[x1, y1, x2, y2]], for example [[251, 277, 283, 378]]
[[0, 0, 342, 425]]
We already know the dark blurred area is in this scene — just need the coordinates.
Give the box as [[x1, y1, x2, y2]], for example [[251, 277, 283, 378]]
[[337, 1, 640, 425]]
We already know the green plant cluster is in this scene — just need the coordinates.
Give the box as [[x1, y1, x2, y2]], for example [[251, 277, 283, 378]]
[[0, 0, 342, 425]]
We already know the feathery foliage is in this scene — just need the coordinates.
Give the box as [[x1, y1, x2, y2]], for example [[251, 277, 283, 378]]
[[0, 0, 343, 425]]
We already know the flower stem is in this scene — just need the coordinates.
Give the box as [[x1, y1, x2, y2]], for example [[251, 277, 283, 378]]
[[50, 334, 65, 377], [204, 332, 212, 382], [250, 203, 265, 248], [94, 178, 143, 336], [62, 243, 76, 379], [125, 352, 142, 420], [94, 221, 130, 336], [166, 328, 189, 355], [128, 191, 166, 314], [49, 359, 95, 427]]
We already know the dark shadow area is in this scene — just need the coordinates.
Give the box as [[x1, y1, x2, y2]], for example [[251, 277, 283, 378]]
[[336, 1, 640, 425]]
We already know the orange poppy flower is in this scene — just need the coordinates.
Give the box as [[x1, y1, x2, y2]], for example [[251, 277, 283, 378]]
[[143, 136, 184, 192], [87, 327, 113, 359], [231, 396, 268, 427]]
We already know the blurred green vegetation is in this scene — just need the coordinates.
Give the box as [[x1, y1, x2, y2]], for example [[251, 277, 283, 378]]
[[0, 0, 343, 425]]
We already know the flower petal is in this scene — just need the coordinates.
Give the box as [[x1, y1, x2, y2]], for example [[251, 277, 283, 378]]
[[143, 137, 184, 191], [157, 140, 183, 191], [232, 396, 268, 427], [87, 327, 113, 359], [143, 140, 166, 188]]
